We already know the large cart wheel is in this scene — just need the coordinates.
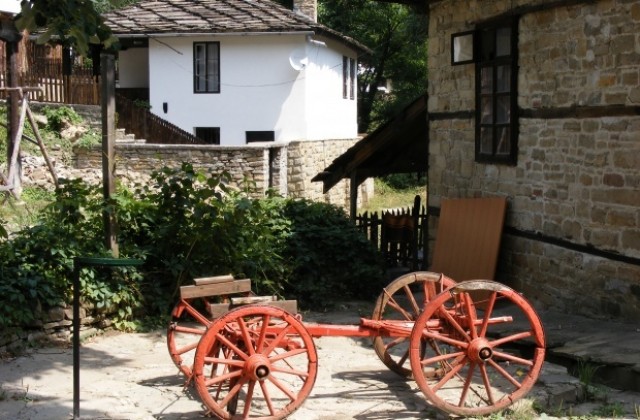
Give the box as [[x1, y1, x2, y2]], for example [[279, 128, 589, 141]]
[[409, 280, 546, 417], [371, 271, 456, 378], [193, 305, 318, 420], [167, 299, 211, 377]]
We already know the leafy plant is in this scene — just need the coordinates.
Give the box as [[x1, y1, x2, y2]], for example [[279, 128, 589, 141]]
[[42, 106, 82, 133]]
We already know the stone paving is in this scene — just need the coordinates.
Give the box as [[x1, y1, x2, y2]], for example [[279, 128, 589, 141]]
[[0, 303, 639, 419]]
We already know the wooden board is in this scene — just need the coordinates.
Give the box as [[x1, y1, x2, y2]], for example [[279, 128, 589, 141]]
[[180, 279, 251, 299], [193, 274, 235, 286], [430, 197, 507, 281], [207, 300, 298, 318]]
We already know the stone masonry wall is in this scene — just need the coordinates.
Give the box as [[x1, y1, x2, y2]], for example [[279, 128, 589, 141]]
[[427, 0, 640, 320], [74, 138, 373, 209]]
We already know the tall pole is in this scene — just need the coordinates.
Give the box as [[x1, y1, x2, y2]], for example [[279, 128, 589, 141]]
[[101, 53, 118, 256], [6, 26, 21, 197]]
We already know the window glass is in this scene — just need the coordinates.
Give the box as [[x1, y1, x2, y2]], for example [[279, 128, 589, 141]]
[[496, 27, 511, 57], [496, 127, 511, 155], [480, 128, 493, 154], [496, 96, 510, 123], [194, 42, 220, 93], [496, 65, 510, 93], [481, 97, 493, 124], [481, 67, 493, 93]]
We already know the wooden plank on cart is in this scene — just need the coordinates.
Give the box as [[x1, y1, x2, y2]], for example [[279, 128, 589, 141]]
[[193, 274, 235, 286], [207, 299, 298, 318], [180, 279, 252, 299]]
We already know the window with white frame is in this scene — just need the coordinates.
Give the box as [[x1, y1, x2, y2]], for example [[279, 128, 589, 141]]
[[194, 42, 220, 93]]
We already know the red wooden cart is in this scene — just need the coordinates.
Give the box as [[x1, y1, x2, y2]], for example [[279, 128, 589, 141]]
[[167, 271, 545, 419]]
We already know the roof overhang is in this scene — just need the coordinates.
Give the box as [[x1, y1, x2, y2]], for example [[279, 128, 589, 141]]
[[312, 93, 428, 193]]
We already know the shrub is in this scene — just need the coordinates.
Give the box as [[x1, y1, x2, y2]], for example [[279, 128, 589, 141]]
[[0, 164, 386, 330], [42, 106, 82, 133]]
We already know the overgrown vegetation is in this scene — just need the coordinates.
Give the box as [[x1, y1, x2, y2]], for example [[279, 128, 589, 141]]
[[361, 173, 426, 213], [0, 164, 385, 332]]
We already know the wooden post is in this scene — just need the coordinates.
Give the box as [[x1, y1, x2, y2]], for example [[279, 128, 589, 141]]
[[6, 36, 21, 197], [101, 53, 118, 256], [349, 171, 358, 221]]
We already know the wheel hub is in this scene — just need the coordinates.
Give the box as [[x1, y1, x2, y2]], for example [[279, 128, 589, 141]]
[[468, 338, 493, 363], [244, 354, 271, 381]]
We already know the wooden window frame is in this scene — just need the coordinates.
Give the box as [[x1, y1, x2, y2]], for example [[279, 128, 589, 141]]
[[474, 19, 518, 165]]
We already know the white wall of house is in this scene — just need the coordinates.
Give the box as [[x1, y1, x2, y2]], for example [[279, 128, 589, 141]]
[[118, 33, 358, 145], [118, 47, 149, 88]]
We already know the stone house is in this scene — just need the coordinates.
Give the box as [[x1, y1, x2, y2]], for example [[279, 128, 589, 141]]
[[418, 0, 640, 321]]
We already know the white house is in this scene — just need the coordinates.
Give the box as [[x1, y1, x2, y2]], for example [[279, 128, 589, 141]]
[[102, 0, 368, 146]]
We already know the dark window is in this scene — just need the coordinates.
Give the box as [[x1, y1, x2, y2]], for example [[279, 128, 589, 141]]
[[349, 58, 356, 100], [246, 131, 275, 143], [195, 127, 220, 144], [475, 21, 518, 164], [342, 56, 348, 99], [342, 56, 356, 100], [194, 42, 220, 93]]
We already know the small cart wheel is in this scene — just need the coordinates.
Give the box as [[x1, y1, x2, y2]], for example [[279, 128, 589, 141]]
[[167, 299, 211, 377], [371, 271, 456, 378], [193, 305, 317, 420], [409, 280, 545, 417]]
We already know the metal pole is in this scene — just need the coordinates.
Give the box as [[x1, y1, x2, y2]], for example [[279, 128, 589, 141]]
[[72, 259, 80, 419]]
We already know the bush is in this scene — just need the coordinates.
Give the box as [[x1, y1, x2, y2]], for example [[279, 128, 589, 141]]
[[42, 106, 82, 132], [0, 164, 386, 330]]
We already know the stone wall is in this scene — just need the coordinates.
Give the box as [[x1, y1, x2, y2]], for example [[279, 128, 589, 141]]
[[426, 0, 640, 320], [73, 138, 373, 209]]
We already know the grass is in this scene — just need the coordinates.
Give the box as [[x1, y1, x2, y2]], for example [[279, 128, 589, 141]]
[[360, 175, 426, 214]]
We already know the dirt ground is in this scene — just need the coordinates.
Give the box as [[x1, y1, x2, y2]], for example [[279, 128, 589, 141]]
[[1, 304, 639, 420]]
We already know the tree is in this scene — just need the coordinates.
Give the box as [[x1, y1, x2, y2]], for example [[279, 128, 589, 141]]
[[318, 0, 428, 133], [13, 0, 137, 56]]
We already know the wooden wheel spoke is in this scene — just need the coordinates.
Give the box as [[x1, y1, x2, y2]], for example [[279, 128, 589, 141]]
[[255, 314, 271, 352], [268, 347, 308, 362], [478, 292, 498, 338], [384, 336, 407, 352], [219, 376, 248, 409], [421, 329, 468, 349], [432, 357, 467, 392], [487, 358, 523, 388], [263, 322, 294, 355], [490, 331, 533, 348], [237, 316, 256, 356], [492, 350, 534, 367], [458, 362, 476, 407], [271, 365, 311, 378], [383, 289, 413, 321], [215, 332, 250, 361], [463, 295, 478, 339], [402, 284, 420, 317], [420, 351, 464, 367], [479, 363, 496, 405], [203, 357, 245, 368], [204, 367, 242, 387], [175, 341, 199, 356], [172, 325, 206, 335], [241, 380, 257, 418], [268, 373, 298, 401], [437, 305, 472, 342], [259, 378, 277, 416]]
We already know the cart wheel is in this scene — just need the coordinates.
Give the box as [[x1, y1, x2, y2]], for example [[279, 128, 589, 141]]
[[167, 299, 211, 377], [193, 305, 317, 420], [371, 271, 456, 378], [409, 280, 545, 417]]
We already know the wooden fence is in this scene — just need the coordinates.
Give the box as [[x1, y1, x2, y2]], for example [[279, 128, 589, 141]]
[[115, 94, 204, 144], [356, 198, 427, 270]]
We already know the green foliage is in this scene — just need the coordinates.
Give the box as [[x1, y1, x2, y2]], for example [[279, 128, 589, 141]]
[[15, 0, 120, 56], [42, 106, 82, 133], [318, 0, 428, 132], [282, 199, 385, 309], [0, 163, 385, 331]]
